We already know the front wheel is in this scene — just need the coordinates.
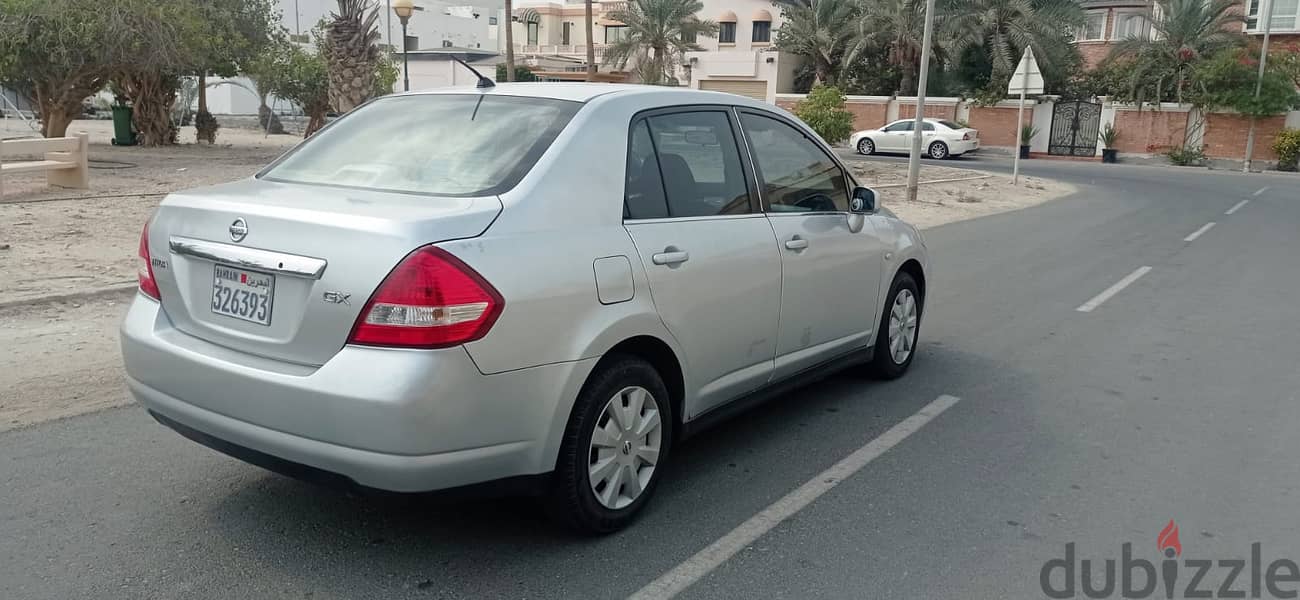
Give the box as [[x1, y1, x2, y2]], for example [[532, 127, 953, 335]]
[[857, 138, 875, 155], [927, 141, 949, 160], [546, 356, 672, 534], [867, 272, 922, 379]]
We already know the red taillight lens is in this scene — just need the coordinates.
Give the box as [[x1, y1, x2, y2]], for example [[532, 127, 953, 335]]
[[963, 132, 972, 141], [348, 246, 504, 349], [137, 223, 161, 300]]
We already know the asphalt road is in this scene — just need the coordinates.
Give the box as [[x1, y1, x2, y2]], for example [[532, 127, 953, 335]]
[[4, 157, 1300, 599]]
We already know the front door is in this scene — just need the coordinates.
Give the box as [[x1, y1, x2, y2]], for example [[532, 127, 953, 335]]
[[736, 109, 884, 380], [878, 120, 913, 152], [622, 109, 782, 418]]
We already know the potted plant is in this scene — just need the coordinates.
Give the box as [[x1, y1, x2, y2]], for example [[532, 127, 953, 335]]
[[1100, 124, 1119, 163], [1019, 124, 1038, 159]]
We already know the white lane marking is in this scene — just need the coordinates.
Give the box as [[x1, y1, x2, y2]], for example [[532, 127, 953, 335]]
[[1076, 266, 1153, 313], [1225, 200, 1249, 215], [1253, 186, 1269, 197], [1184, 221, 1217, 242], [628, 395, 961, 600]]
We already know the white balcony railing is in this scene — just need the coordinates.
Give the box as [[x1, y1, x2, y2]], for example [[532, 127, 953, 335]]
[[515, 44, 608, 60]]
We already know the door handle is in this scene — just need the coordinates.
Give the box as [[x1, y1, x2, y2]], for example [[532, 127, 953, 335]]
[[652, 251, 690, 265], [784, 237, 809, 251]]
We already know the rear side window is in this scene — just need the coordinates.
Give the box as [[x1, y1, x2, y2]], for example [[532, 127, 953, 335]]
[[623, 111, 751, 219], [261, 95, 580, 197]]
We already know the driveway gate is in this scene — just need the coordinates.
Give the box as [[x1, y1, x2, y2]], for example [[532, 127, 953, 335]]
[[1048, 101, 1102, 156]]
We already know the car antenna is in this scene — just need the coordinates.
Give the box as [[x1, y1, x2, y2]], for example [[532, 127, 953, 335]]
[[449, 55, 495, 89]]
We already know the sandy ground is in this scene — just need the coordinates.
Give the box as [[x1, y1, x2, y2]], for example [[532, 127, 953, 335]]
[[0, 137, 1074, 432]]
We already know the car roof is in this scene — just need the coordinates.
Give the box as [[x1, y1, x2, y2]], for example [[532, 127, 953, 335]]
[[397, 82, 778, 109]]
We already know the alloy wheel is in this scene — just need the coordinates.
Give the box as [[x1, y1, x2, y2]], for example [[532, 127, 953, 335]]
[[887, 289, 919, 364]]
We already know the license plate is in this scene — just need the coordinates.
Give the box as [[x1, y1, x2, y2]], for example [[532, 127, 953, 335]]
[[211, 264, 274, 326]]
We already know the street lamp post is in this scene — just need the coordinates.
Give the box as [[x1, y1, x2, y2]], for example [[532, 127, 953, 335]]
[[1243, 0, 1274, 172], [393, 0, 414, 92]]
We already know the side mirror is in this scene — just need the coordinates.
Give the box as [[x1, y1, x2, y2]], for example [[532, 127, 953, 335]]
[[850, 186, 876, 213]]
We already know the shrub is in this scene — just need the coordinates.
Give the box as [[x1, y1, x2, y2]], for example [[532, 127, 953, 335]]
[[1273, 128, 1300, 171], [495, 64, 538, 82], [1020, 124, 1038, 147], [1099, 123, 1118, 149], [1166, 146, 1206, 166], [793, 85, 854, 145]]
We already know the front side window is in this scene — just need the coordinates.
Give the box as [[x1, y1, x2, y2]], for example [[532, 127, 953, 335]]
[[627, 111, 752, 218], [719, 22, 736, 43], [739, 112, 849, 213], [262, 95, 580, 197], [752, 21, 771, 43]]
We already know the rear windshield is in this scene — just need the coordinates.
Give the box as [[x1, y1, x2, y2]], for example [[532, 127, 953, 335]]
[[261, 94, 581, 196], [936, 119, 964, 130]]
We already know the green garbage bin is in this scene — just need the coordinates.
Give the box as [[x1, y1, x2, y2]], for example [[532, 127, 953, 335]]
[[111, 105, 137, 146]]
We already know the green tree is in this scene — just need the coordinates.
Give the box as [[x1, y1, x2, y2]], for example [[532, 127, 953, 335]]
[[942, 0, 1084, 92], [326, 0, 381, 113], [603, 0, 718, 85], [793, 84, 854, 144], [1188, 48, 1299, 117], [1102, 0, 1244, 104], [192, 0, 277, 143], [496, 64, 539, 82], [0, 0, 119, 137], [774, 0, 860, 86], [855, 0, 929, 94]]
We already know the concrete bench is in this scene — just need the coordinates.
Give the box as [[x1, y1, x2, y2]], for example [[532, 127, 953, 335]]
[[0, 132, 89, 197]]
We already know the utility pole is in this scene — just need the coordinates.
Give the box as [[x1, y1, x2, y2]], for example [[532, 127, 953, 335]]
[[1243, 0, 1274, 172], [905, 0, 938, 203]]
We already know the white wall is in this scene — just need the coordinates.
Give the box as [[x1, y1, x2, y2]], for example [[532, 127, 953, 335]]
[[278, 0, 497, 50], [404, 59, 499, 90]]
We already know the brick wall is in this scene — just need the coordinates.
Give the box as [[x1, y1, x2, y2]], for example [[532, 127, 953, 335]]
[[1112, 109, 1189, 154], [1078, 42, 1113, 70], [967, 105, 1034, 147], [896, 103, 958, 121], [1202, 113, 1287, 161], [778, 97, 889, 131]]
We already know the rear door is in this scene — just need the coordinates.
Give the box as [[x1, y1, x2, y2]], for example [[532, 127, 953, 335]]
[[622, 108, 782, 418], [736, 108, 883, 380]]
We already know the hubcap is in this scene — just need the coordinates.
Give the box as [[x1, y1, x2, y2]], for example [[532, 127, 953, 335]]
[[887, 289, 919, 364], [931, 144, 946, 158], [588, 386, 663, 510], [859, 139, 873, 154]]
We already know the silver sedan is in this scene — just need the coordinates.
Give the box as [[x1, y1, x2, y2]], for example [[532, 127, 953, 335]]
[[121, 83, 929, 533]]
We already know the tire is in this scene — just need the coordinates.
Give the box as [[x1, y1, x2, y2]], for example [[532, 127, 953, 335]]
[[857, 138, 875, 155], [928, 141, 949, 160], [867, 272, 922, 380], [546, 355, 673, 534]]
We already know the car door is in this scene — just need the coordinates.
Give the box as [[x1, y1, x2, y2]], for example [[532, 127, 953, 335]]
[[878, 121, 912, 152], [623, 108, 782, 418], [736, 108, 884, 380]]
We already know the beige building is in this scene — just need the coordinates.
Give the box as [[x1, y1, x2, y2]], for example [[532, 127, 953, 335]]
[[504, 0, 797, 100]]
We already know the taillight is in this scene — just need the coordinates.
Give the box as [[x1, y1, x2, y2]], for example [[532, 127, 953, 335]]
[[137, 223, 161, 300], [963, 132, 972, 141], [348, 246, 504, 349]]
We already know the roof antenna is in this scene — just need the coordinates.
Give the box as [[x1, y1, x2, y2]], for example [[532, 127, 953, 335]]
[[449, 55, 495, 89]]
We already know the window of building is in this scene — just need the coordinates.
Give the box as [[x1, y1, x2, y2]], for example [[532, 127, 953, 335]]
[[404, 35, 420, 51], [441, 40, 454, 48], [527, 22, 539, 44], [606, 25, 627, 43], [683, 29, 697, 44], [489, 15, 498, 25], [719, 22, 736, 43], [1073, 11, 1105, 41], [752, 21, 771, 43], [562, 21, 571, 45], [1249, 0, 1300, 30], [1112, 12, 1150, 39]]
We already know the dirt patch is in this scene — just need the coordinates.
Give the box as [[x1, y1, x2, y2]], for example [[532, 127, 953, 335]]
[[847, 162, 1075, 229]]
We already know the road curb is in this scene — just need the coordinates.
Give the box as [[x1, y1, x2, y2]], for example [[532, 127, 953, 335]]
[[0, 284, 137, 310]]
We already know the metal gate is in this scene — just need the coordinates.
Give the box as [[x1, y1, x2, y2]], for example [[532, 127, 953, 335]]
[[1048, 101, 1102, 156]]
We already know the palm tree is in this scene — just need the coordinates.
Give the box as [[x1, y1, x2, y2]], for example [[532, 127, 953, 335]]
[[773, 0, 860, 86], [1104, 0, 1245, 103], [504, 0, 516, 81], [326, 0, 382, 112], [603, 0, 718, 85], [942, 0, 1084, 80], [856, 0, 928, 94]]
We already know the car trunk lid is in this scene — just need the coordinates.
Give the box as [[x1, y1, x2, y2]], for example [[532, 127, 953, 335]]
[[147, 177, 501, 366]]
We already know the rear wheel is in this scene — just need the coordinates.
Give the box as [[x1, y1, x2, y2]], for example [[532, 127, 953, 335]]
[[857, 138, 875, 155], [867, 272, 922, 379], [547, 356, 672, 534], [928, 141, 949, 160]]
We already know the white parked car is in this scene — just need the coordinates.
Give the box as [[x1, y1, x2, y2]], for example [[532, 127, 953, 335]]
[[850, 118, 980, 159]]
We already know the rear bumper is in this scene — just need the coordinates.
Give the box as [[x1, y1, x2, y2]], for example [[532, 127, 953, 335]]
[[120, 294, 597, 492], [950, 139, 979, 154]]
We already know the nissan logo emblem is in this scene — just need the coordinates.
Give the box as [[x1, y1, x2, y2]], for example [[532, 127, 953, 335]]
[[229, 218, 248, 242]]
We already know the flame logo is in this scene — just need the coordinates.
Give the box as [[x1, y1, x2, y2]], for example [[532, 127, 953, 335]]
[[1158, 519, 1182, 558]]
